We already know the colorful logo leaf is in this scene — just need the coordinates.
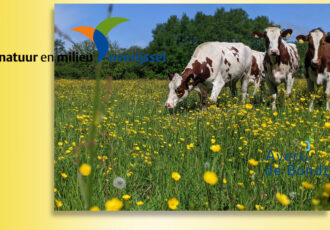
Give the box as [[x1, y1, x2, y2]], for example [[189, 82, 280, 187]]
[[71, 17, 130, 62]]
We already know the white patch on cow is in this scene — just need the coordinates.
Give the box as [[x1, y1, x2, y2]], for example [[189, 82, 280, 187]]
[[265, 27, 281, 55], [310, 30, 324, 63]]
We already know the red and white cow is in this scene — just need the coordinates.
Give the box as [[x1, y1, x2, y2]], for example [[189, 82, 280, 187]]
[[165, 42, 252, 109], [253, 27, 300, 110], [249, 50, 266, 96], [296, 28, 330, 111]]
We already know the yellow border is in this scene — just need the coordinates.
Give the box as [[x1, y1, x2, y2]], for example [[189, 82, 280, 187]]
[[0, 1, 329, 229]]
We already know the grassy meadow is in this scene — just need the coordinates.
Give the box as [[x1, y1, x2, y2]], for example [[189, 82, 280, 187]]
[[54, 78, 330, 211]]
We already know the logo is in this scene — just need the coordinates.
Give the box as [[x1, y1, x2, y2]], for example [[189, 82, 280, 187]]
[[71, 17, 130, 62]]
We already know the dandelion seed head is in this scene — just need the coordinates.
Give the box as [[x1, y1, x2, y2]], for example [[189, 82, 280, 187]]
[[113, 177, 126, 190]]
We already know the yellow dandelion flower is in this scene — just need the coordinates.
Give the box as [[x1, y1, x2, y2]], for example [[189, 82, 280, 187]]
[[324, 122, 330, 129], [312, 199, 320, 206], [168, 197, 179, 210], [79, 163, 91, 176], [105, 198, 123, 211], [248, 159, 259, 166], [302, 181, 314, 190], [122, 194, 131, 200], [210, 144, 221, 152], [211, 138, 216, 144], [54, 188, 57, 193], [255, 204, 264, 211], [223, 178, 227, 184], [136, 201, 144, 206], [323, 183, 330, 193], [238, 182, 244, 187], [61, 173, 68, 179], [186, 143, 194, 150], [245, 104, 253, 110], [236, 204, 245, 210], [276, 193, 291, 206], [203, 171, 218, 185], [55, 200, 63, 208], [90, 206, 100, 211], [171, 172, 181, 181], [57, 142, 63, 146], [273, 112, 278, 116]]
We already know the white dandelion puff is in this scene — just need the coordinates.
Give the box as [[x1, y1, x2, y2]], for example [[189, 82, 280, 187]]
[[113, 177, 126, 190], [289, 192, 297, 199]]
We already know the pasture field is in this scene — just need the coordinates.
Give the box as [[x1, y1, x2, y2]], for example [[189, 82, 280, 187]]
[[55, 78, 330, 211]]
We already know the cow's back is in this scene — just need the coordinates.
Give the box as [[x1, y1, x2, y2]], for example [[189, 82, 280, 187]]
[[185, 42, 252, 83]]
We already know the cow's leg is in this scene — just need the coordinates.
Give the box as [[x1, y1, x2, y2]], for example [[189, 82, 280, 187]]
[[267, 79, 278, 111], [307, 78, 315, 112], [285, 73, 294, 95], [260, 80, 266, 94], [210, 76, 225, 103], [198, 86, 209, 109], [253, 79, 260, 96], [241, 73, 249, 103], [324, 74, 330, 111], [230, 81, 237, 97]]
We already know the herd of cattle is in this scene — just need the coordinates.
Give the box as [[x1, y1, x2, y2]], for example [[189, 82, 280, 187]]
[[165, 26, 330, 111]]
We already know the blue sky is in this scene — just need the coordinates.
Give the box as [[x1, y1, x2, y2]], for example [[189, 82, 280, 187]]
[[55, 4, 330, 49]]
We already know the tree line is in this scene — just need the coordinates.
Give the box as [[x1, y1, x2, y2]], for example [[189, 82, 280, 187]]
[[55, 7, 323, 80]]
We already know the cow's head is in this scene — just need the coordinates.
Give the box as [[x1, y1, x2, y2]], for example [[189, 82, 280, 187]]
[[253, 26, 293, 57], [296, 28, 329, 66], [165, 72, 194, 109]]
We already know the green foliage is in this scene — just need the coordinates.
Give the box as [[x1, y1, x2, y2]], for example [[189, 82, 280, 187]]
[[295, 42, 309, 78]]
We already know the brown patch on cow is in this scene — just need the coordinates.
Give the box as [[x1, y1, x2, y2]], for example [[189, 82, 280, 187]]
[[224, 58, 231, 67], [230, 47, 239, 58], [251, 55, 260, 82], [221, 50, 225, 55], [228, 73, 232, 80], [175, 57, 213, 98], [237, 58, 240, 62], [318, 43, 330, 74], [206, 57, 213, 73], [231, 47, 239, 53]]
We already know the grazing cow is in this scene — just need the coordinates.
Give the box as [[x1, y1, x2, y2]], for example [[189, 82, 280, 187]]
[[249, 50, 266, 96], [296, 28, 330, 111], [253, 26, 300, 110], [165, 42, 252, 109]]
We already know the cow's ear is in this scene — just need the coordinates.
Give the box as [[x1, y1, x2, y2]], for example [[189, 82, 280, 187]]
[[281, 29, 293, 38], [168, 73, 174, 80], [325, 35, 330, 43], [253, 31, 265, 39], [296, 35, 309, 43]]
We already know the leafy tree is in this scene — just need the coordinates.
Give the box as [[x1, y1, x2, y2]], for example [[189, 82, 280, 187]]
[[55, 39, 66, 56], [147, 7, 272, 77]]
